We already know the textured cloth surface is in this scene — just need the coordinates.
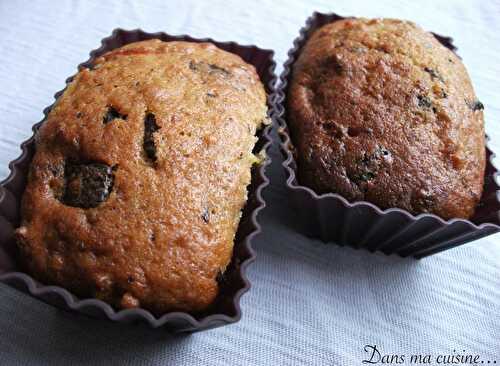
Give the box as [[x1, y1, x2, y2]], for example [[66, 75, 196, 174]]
[[0, 1, 499, 365]]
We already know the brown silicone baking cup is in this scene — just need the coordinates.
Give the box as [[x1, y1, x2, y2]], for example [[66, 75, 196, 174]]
[[275, 12, 500, 258], [0, 29, 276, 332]]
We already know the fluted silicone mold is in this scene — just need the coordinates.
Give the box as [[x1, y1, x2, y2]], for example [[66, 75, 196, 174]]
[[0, 29, 276, 332], [275, 12, 500, 258]]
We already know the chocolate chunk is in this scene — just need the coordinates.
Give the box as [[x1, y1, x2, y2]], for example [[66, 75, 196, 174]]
[[189, 60, 231, 77], [143, 112, 160, 163], [103, 106, 127, 124], [359, 148, 387, 165], [466, 99, 484, 111], [321, 121, 344, 139], [208, 63, 231, 76], [417, 95, 433, 109], [188, 60, 198, 71], [423, 67, 444, 82], [331, 59, 343, 74], [357, 172, 375, 182], [351, 146, 392, 184], [202, 208, 210, 223], [379, 148, 390, 157], [473, 101, 484, 111], [350, 164, 376, 185], [61, 162, 114, 208]]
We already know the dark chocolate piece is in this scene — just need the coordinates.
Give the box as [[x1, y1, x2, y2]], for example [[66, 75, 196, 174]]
[[466, 99, 484, 111], [61, 162, 114, 208], [103, 106, 127, 124], [202, 208, 210, 223], [208, 63, 231, 76], [189, 60, 231, 77], [424, 67, 444, 82], [143, 112, 160, 163], [417, 95, 433, 109], [356, 171, 375, 182]]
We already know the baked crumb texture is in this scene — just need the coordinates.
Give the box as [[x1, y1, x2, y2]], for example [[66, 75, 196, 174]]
[[288, 18, 485, 219], [16, 40, 268, 313]]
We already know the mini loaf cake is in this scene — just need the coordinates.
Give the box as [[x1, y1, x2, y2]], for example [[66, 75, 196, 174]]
[[16, 39, 267, 313], [287, 18, 485, 219]]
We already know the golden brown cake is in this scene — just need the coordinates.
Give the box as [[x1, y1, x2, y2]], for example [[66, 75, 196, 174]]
[[287, 18, 485, 219], [16, 39, 267, 313]]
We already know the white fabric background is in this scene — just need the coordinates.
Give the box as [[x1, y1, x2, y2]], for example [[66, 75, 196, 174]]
[[0, 1, 499, 365]]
